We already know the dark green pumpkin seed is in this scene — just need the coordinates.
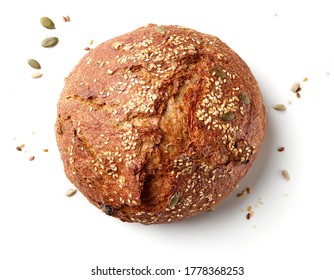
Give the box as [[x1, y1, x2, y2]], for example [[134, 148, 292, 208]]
[[41, 37, 59, 48], [169, 193, 179, 209], [27, 59, 41, 69], [239, 93, 250, 105], [221, 111, 235, 121], [40, 17, 55, 29], [213, 67, 226, 79]]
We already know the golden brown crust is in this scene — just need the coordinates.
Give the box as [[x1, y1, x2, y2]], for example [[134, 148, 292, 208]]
[[55, 24, 266, 224]]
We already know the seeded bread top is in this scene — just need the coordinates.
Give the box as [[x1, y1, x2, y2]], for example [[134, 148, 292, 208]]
[[55, 24, 266, 224]]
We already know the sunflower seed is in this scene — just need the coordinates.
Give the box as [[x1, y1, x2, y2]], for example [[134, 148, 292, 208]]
[[281, 169, 290, 181], [27, 59, 41, 69], [31, 72, 43, 79], [169, 193, 179, 209], [273, 104, 286, 111], [41, 37, 59, 48], [236, 191, 245, 198], [40, 17, 55, 29], [66, 188, 77, 197], [291, 82, 301, 93]]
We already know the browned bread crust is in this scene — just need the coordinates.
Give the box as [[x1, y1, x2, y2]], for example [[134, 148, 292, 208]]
[[55, 24, 266, 224]]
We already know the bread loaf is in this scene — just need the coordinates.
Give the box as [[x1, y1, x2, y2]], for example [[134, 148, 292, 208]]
[[55, 24, 266, 224]]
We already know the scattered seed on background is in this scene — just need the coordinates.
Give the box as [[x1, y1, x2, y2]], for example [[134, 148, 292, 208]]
[[63, 15, 70, 22], [27, 59, 41, 69], [31, 72, 43, 79], [281, 169, 290, 181], [273, 104, 286, 111], [41, 37, 59, 48], [40, 17, 55, 29], [291, 82, 301, 93], [66, 188, 77, 197]]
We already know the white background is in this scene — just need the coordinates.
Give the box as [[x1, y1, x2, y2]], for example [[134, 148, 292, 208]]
[[0, 0, 333, 279]]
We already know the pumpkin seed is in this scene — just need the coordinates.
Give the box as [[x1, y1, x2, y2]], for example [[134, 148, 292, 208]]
[[66, 188, 77, 197], [27, 59, 41, 69], [213, 67, 226, 79], [41, 37, 59, 48], [155, 25, 166, 33], [239, 93, 250, 105], [221, 111, 235, 121], [169, 193, 179, 209], [273, 104, 286, 111], [40, 17, 55, 29]]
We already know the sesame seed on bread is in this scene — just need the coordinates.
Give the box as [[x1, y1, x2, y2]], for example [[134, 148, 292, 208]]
[[55, 24, 266, 224]]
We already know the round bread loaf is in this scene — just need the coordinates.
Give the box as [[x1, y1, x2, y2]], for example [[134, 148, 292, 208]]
[[55, 24, 266, 224]]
